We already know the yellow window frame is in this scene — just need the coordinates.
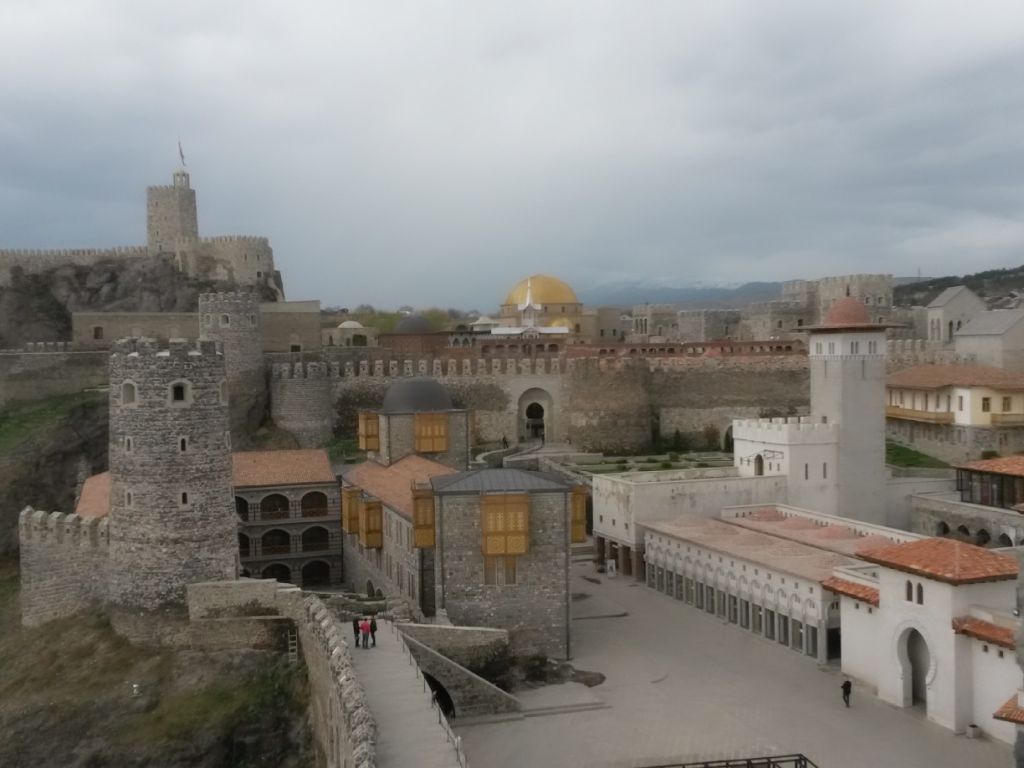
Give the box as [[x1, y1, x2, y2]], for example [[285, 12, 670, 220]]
[[414, 412, 448, 453]]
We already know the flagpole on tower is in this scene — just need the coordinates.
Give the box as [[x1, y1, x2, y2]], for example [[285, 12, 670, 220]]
[[178, 139, 187, 169]]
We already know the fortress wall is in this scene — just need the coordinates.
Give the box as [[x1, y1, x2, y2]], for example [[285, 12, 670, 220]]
[[566, 361, 653, 452], [18, 508, 110, 627], [885, 339, 973, 372], [271, 362, 334, 447], [0, 349, 108, 406], [0, 246, 148, 287], [71, 312, 198, 349], [260, 302, 322, 353], [177, 236, 274, 287]]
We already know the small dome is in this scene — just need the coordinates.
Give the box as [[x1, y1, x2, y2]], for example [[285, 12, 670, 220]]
[[395, 314, 432, 334], [338, 320, 364, 329], [381, 377, 453, 413], [549, 317, 573, 328], [505, 274, 579, 306], [822, 297, 871, 327]]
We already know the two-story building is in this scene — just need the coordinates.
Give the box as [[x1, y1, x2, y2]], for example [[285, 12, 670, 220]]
[[886, 364, 1024, 462]]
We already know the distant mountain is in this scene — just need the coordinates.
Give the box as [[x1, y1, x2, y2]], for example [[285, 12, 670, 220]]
[[578, 281, 783, 309], [894, 264, 1024, 307]]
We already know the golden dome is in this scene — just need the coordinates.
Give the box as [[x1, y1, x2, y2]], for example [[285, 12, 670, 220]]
[[548, 317, 573, 328], [504, 274, 579, 306]]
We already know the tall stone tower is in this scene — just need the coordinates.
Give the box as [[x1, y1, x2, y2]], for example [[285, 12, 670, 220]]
[[808, 297, 890, 525], [107, 338, 237, 637], [147, 169, 199, 255], [199, 292, 266, 440]]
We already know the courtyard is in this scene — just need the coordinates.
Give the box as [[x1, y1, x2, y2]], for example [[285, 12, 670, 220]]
[[456, 560, 1013, 768]]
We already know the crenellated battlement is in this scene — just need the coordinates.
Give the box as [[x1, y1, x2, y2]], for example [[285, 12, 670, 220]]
[[110, 337, 220, 359], [200, 291, 262, 303], [0, 341, 74, 353], [0, 246, 148, 286], [0, 245, 147, 259], [19, 507, 110, 549], [733, 416, 839, 444], [200, 235, 271, 246], [273, 361, 330, 380]]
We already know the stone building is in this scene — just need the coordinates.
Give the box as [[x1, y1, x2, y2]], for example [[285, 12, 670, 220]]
[[954, 309, 1024, 372], [341, 377, 577, 658], [233, 449, 342, 588], [927, 286, 986, 345], [886, 364, 1024, 462]]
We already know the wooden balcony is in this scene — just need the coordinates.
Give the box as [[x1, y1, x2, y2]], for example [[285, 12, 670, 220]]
[[991, 413, 1024, 426], [885, 406, 953, 425]]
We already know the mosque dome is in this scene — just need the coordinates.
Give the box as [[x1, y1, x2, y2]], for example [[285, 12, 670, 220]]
[[394, 314, 432, 334], [821, 297, 872, 327], [381, 377, 453, 413], [504, 274, 579, 306], [338, 320, 364, 329], [548, 317, 573, 328]]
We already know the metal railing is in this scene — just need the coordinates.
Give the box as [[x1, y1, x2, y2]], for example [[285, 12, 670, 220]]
[[638, 755, 817, 768], [386, 616, 468, 768]]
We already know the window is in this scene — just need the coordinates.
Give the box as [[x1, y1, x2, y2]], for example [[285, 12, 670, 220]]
[[752, 604, 763, 634], [125, 491, 133, 507], [357, 412, 379, 451], [905, 580, 913, 601], [958, 395, 964, 411], [180, 491, 189, 506], [815, 342, 823, 354], [705, 586, 715, 614], [570, 487, 588, 543], [822, 463, 827, 480], [1003, 397, 1012, 412], [695, 581, 705, 609], [484, 555, 517, 586], [850, 341, 859, 354], [220, 314, 230, 327], [92, 326, 104, 340], [807, 626, 818, 657], [804, 463, 808, 480], [341, 488, 361, 533], [916, 583, 923, 605], [412, 488, 435, 547], [481, 494, 529, 555], [778, 615, 789, 645], [765, 609, 776, 640], [414, 413, 449, 452], [179, 437, 188, 452], [121, 381, 137, 406], [982, 397, 991, 413], [124, 436, 133, 452], [170, 381, 189, 404]]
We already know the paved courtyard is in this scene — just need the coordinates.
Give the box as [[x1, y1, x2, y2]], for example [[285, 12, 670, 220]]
[[456, 560, 1013, 768]]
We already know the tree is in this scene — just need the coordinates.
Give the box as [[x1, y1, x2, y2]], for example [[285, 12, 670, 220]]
[[702, 424, 721, 450]]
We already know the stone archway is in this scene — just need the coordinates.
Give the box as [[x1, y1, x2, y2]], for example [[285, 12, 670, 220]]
[[518, 387, 554, 443]]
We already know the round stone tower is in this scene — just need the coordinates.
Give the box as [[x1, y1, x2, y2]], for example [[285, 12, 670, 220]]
[[199, 291, 266, 440], [107, 338, 237, 635]]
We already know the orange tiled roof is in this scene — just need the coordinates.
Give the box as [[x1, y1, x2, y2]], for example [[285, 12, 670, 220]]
[[958, 455, 1024, 478], [952, 616, 1015, 649], [821, 576, 880, 606], [232, 449, 336, 488], [887, 364, 1024, 391], [75, 472, 110, 519], [858, 538, 1018, 585], [994, 695, 1024, 725], [342, 455, 457, 520]]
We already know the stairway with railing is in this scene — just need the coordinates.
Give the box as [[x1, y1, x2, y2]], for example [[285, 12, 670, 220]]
[[638, 756, 818, 768]]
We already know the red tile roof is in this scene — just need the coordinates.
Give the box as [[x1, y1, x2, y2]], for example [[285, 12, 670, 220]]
[[342, 455, 456, 520], [232, 450, 336, 488], [858, 538, 1018, 584], [823, 297, 871, 326], [958, 455, 1024, 478], [952, 616, 1015, 649], [994, 695, 1024, 725], [75, 472, 110, 519], [887, 364, 1024, 391], [821, 576, 880, 606]]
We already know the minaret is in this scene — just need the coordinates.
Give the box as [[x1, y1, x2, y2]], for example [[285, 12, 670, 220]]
[[518, 277, 541, 328], [807, 297, 892, 525]]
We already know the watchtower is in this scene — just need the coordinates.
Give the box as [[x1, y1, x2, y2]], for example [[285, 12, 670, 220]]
[[107, 338, 236, 629], [147, 169, 198, 255], [199, 292, 266, 438]]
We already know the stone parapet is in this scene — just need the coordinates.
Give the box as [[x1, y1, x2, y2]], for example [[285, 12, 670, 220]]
[[0, 246, 148, 286], [733, 416, 839, 445]]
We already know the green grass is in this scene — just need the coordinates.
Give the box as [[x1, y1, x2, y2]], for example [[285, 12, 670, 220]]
[[325, 434, 365, 462], [885, 440, 949, 468], [0, 391, 103, 454]]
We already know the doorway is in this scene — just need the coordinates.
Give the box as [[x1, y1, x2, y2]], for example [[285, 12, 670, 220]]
[[526, 402, 545, 439], [898, 627, 931, 708]]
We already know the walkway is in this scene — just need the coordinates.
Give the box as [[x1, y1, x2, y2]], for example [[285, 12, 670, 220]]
[[350, 620, 464, 768], [456, 561, 1013, 768]]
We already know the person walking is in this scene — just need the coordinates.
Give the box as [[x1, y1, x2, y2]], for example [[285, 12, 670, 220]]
[[359, 617, 371, 649], [502, 435, 508, 449], [352, 617, 360, 646], [370, 616, 378, 647], [841, 679, 852, 708]]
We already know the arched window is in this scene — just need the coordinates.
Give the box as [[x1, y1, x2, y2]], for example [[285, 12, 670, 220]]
[[905, 580, 913, 601], [238, 533, 251, 558], [302, 526, 330, 552], [261, 493, 290, 520], [121, 381, 137, 405], [998, 533, 1013, 547], [915, 583, 924, 605], [936, 521, 950, 537], [180, 491, 190, 506], [301, 491, 329, 517], [235, 497, 249, 521], [753, 455, 764, 476], [301, 560, 331, 586], [261, 529, 291, 555], [976, 529, 991, 547], [179, 437, 188, 452]]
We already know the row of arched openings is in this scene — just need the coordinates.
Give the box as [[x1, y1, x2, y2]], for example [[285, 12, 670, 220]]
[[239, 527, 331, 556], [935, 522, 1015, 548], [257, 560, 332, 586], [236, 491, 329, 521]]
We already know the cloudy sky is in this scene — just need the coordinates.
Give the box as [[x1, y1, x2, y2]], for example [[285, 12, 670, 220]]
[[2, 1, 1023, 308]]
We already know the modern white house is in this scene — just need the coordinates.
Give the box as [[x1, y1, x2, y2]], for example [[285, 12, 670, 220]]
[[824, 537, 1020, 744]]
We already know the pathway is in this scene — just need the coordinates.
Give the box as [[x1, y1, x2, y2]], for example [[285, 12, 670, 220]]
[[350, 620, 464, 768]]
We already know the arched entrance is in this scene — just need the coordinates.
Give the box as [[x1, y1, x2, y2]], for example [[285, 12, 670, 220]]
[[517, 388, 554, 443], [753, 454, 764, 476], [899, 628, 931, 708], [262, 563, 292, 583], [301, 560, 331, 587]]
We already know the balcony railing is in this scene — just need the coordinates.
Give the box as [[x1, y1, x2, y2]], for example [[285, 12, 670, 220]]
[[638, 755, 818, 768], [991, 413, 1024, 426], [885, 406, 954, 425]]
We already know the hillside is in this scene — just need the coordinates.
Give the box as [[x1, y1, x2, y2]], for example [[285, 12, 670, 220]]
[[577, 281, 784, 308], [894, 263, 1024, 307]]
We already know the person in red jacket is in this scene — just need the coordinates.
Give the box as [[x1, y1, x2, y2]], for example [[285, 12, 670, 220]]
[[359, 618, 371, 649]]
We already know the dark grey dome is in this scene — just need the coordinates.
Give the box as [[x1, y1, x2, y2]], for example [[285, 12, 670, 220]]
[[381, 377, 453, 413], [395, 314, 432, 334]]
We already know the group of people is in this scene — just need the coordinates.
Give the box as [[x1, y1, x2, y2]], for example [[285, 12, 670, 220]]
[[353, 616, 378, 649]]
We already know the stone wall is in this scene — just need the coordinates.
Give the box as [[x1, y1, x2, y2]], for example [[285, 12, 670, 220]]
[[259, 301, 322, 353], [438, 491, 570, 658], [886, 419, 1024, 464], [271, 362, 333, 446], [909, 493, 1024, 545], [399, 623, 510, 669], [0, 246, 148, 287], [0, 349, 108, 406], [71, 312, 198, 349], [18, 508, 110, 627]]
